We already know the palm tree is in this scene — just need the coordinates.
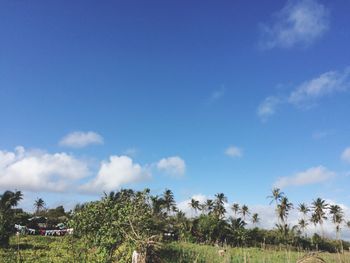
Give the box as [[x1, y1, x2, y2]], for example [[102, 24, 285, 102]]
[[276, 197, 293, 225], [310, 213, 318, 233], [252, 213, 260, 227], [163, 189, 177, 214], [231, 203, 239, 218], [239, 204, 250, 221], [151, 195, 165, 216], [229, 217, 247, 230], [298, 203, 310, 220], [298, 219, 308, 237], [213, 193, 227, 219], [189, 198, 200, 217], [34, 198, 45, 214], [267, 188, 284, 205], [202, 199, 214, 215], [311, 198, 328, 238], [0, 190, 23, 247], [297, 203, 310, 237], [329, 204, 344, 251], [268, 188, 285, 225]]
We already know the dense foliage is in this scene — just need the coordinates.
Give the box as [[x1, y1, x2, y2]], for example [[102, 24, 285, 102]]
[[70, 189, 162, 262], [0, 190, 23, 247]]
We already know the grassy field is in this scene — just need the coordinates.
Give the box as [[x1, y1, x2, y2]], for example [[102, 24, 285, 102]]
[[0, 235, 102, 263], [1, 235, 350, 262], [160, 242, 350, 263]]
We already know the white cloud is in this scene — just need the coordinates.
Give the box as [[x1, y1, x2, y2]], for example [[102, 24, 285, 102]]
[[259, 0, 329, 49], [341, 147, 350, 163], [257, 67, 350, 120], [0, 146, 90, 192], [80, 155, 150, 193], [59, 131, 104, 148], [274, 166, 335, 188], [257, 96, 281, 121], [157, 156, 186, 177], [289, 68, 350, 106], [225, 146, 243, 158]]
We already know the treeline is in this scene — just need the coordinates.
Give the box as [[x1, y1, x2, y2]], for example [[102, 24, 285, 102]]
[[1, 188, 350, 262]]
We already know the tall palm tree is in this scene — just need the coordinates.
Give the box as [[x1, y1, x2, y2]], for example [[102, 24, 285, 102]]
[[252, 213, 260, 227], [329, 204, 344, 249], [213, 193, 227, 219], [239, 204, 250, 221], [298, 203, 310, 219], [202, 199, 214, 215], [267, 188, 284, 205], [310, 213, 318, 234], [276, 197, 293, 225], [275, 196, 293, 241], [297, 203, 310, 236], [34, 198, 45, 214], [231, 203, 239, 218], [189, 198, 200, 217], [0, 190, 23, 247], [163, 189, 177, 214], [298, 219, 308, 237], [268, 188, 285, 225], [311, 198, 328, 238], [151, 195, 165, 216]]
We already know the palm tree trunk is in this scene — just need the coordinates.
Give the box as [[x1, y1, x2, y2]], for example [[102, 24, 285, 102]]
[[320, 223, 324, 239]]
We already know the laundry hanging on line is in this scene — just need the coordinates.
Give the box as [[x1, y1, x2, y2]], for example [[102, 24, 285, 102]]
[[14, 224, 72, 236]]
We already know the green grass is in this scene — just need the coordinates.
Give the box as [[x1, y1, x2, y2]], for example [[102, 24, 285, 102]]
[[0, 235, 102, 263], [160, 242, 350, 263], [1, 236, 350, 262]]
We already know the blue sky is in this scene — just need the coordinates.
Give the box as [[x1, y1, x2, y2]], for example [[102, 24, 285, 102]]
[[1, 0, 350, 219]]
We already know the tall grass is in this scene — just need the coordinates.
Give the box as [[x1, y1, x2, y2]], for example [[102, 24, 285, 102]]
[[1, 236, 350, 262], [160, 242, 350, 263], [0, 235, 103, 263]]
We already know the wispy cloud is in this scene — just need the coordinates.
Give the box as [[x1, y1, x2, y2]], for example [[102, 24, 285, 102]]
[[257, 96, 281, 121], [341, 147, 350, 164], [123, 147, 139, 157], [257, 67, 350, 121], [59, 131, 104, 148], [273, 166, 335, 188], [259, 0, 329, 49], [312, 130, 334, 140], [225, 146, 243, 158], [288, 68, 350, 107], [210, 87, 225, 100], [207, 86, 226, 104]]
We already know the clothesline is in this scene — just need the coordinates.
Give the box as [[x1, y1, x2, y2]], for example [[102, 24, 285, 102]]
[[14, 224, 73, 236]]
